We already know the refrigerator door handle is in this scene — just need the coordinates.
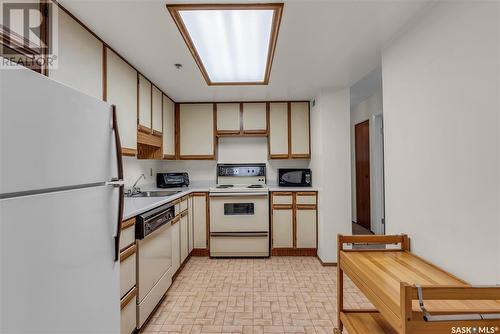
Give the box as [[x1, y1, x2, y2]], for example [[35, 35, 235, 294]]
[[111, 105, 124, 262]]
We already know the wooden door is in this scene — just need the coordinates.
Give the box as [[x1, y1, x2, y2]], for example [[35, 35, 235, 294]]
[[355, 120, 371, 231]]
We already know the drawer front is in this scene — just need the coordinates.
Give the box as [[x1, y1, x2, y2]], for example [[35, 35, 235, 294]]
[[175, 201, 181, 216], [120, 222, 135, 251], [180, 197, 188, 212], [120, 288, 137, 334], [137, 268, 172, 328], [272, 192, 293, 205], [296, 193, 317, 205], [120, 245, 136, 299]]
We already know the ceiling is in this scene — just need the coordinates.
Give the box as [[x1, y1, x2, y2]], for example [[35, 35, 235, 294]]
[[59, 0, 431, 102]]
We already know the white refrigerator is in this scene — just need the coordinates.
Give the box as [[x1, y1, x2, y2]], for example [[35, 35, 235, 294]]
[[0, 66, 124, 333]]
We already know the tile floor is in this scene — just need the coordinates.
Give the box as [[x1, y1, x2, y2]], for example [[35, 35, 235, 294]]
[[141, 257, 372, 334]]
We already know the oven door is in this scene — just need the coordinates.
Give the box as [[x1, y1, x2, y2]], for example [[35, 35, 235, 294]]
[[209, 193, 269, 232]]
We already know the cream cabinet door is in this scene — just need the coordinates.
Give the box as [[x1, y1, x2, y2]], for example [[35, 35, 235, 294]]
[[216, 103, 240, 133], [242, 103, 267, 133], [272, 208, 293, 248], [296, 208, 317, 248], [188, 196, 194, 253], [193, 194, 207, 249], [162, 95, 175, 158], [120, 292, 136, 334], [151, 86, 162, 133], [105, 49, 137, 153], [269, 103, 289, 158], [171, 219, 180, 273], [179, 104, 214, 158], [49, 9, 102, 100], [180, 213, 188, 263], [290, 102, 310, 158], [138, 74, 152, 130]]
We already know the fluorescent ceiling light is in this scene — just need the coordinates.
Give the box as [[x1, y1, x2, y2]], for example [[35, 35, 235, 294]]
[[167, 4, 283, 85]]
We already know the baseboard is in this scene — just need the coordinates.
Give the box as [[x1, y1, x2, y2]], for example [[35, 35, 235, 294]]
[[271, 248, 317, 256], [317, 256, 337, 266], [191, 248, 210, 256]]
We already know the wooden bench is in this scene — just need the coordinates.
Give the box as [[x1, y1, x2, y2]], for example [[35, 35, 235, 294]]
[[334, 234, 500, 334]]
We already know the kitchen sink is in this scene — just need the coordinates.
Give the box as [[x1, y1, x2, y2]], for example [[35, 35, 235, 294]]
[[130, 190, 182, 198]]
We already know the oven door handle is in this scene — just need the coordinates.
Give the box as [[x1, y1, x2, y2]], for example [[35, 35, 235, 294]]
[[210, 232, 269, 237], [209, 192, 269, 197]]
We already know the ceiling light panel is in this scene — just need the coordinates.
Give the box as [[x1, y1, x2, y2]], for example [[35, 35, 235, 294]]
[[168, 4, 283, 85]]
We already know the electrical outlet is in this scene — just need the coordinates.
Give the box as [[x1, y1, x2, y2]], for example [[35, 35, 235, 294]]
[[150, 168, 153, 176]]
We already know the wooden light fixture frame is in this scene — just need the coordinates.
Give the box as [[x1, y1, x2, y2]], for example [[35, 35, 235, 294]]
[[166, 3, 284, 86]]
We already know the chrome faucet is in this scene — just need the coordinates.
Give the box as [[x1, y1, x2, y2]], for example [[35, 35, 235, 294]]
[[126, 174, 145, 196]]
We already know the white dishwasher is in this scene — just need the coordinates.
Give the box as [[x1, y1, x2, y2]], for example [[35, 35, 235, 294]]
[[136, 203, 174, 329]]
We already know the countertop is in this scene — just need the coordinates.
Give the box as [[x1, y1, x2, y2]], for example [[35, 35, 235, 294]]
[[123, 185, 209, 220], [123, 184, 318, 220]]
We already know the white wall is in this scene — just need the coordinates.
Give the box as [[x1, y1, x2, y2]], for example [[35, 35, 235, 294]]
[[382, 1, 500, 284], [350, 91, 384, 234], [310, 89, 352, 263]]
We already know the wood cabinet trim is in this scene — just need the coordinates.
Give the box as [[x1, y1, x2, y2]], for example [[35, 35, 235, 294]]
[[120, 286, 137, 310], [121, 148, 137, 157], [137, 130, 162, 147], [296, 191, 317, 196], [273, 204, 293, 210], [120, 244, 136, 262], [121, 218, 136, 230], [138, 124, 152, 134], [296, 204, 317, 210], [272, 192, 294, 196]]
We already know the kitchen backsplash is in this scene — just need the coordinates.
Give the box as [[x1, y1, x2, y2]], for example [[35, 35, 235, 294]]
[[123, 137, 310, 188]]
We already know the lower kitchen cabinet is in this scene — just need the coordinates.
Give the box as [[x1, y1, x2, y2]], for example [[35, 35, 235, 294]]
[[188, 195, 194, 253], [120, 287, 137, 334], [180, 211, 189, 263], [296, 207, 317, 248], [192, 193, 208, 251], [271, 191, 318, 254], [272, 208, 293, 248], [119, 244, 136, 299], [171, 217, 180, 273]]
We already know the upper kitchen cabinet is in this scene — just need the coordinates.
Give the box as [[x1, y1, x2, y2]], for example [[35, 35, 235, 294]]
[[242, 103, 267, 134], [268, 102, 311, 159], [179, 104, 215, 159], [290, 102, 311, 158], [162, 95, 176, 159], [48, 9, 102, 100], [216, 103, 240, 135], [138, 74, 152, 132], [151, 86, 162, 135], [268, 102, 289, 158], [105, 48, 137, 156]]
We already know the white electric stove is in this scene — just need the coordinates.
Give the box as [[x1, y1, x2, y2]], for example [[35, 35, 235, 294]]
[[209, 164, 270, 257]]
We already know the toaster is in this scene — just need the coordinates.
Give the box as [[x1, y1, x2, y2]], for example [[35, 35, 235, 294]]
[[156, 172, 189, 188]]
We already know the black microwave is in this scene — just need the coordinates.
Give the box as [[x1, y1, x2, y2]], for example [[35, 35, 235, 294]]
[[278, 169, 312, 187]]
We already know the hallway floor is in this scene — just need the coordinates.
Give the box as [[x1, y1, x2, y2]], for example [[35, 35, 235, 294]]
[[141, 257, 371, 334]]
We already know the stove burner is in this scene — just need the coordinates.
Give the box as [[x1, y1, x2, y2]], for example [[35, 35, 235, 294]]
[[216, 184, 234, 188], [247, 184, 264, 188]]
